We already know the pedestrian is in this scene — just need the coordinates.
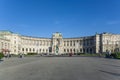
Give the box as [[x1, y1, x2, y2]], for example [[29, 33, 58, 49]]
[[19, 53, 22, 58], [105, 51, 109, 58], [108, 51, 112, 58], [69, 52, 72, 57], [4, 53, 7, 58]]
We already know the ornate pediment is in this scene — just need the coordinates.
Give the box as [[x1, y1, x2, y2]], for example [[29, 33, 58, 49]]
[[52, 32, 62, 38]]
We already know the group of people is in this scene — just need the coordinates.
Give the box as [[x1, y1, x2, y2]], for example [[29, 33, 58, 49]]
[[105, 51, 112, 58], [18, 53, 24, 58], [69, 52, 73, 57], [4, 53, 11, 58], [4, 53, 24, 58]]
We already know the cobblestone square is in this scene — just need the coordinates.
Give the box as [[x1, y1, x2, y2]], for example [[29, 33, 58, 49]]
[[0, 57, 120, 80]]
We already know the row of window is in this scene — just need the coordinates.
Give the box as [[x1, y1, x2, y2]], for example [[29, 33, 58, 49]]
[[21, 40, 51, 46], [0, 42, 10, 49], [64, 41, 94, 46], [21, 48, 93, 53], [103, 40, 120, 45], [22, 48, 48, 53], [64, 48, 93, 53]]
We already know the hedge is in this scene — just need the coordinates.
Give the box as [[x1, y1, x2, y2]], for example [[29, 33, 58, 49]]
[[0, 53, 4, 59], [27, 53, 37, 55], [111, 52, 120, 59], [115, 52, 120, 59]]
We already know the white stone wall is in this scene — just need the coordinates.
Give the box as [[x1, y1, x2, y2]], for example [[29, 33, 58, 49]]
[[20, 36, 51, 54], [101, 33, 120, 53], [1, 31, 120, 54], [0, 38, 10, 53]]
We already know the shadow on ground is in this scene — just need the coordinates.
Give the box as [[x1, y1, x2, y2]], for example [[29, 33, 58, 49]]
[[0, 59, 4, 62], [99, 70, 120, 76], [102, 64, 120, 68]]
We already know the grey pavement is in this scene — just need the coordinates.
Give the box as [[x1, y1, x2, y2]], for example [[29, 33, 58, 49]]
[[0, 57, 120, 80]]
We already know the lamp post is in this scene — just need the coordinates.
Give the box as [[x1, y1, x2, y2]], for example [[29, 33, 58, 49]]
[[75, 42, 79, 55], [115, 41, 120, 52], [118, 41, 120, 52], [107, 40, 109, 52], [36, 42, 39, 54]]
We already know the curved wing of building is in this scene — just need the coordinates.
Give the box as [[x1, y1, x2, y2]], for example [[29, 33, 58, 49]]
[[0, 31, 120, 55]]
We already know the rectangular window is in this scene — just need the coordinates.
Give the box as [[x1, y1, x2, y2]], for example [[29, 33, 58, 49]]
[[22, 48, 24, 51], [64, 49, 66, 52]]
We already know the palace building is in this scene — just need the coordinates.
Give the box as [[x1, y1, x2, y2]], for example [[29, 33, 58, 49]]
[[0, 30, 120, 55]]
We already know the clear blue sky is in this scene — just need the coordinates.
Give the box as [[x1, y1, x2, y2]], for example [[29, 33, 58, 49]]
[[0, 0, 120, 38]]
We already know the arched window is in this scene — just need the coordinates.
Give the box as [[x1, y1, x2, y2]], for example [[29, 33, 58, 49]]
[[67, 49, 69, 53], [67, 41, 69, 46], [33, 48, 35, 52], [83, 48, 85, 53], [90, 48, 92, 53], [64, 49, 66, 53], [22, 48, 24, 51], [70, 49, 72, 52], [74, 49, 75, 53], [46, 49, 48, 53], [39, 49, 41, 52], [80, 49, 82, 52], [26, 48, 28, 52], [43, 49, 44, 53], [73, 41, 75, 46], [29, 48, 31, 52]]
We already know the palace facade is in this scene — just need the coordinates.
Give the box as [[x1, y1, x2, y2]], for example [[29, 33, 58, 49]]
[[0, 30, 120, 55]]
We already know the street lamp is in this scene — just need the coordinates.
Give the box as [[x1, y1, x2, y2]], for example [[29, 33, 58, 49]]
[[36, 42, 39, 54], [107, 40, 109, 52], [75, 42, 79, 55], [116, 41, 120, 52]]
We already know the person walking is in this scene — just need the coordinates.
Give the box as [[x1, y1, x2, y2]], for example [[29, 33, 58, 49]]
[[69, 52, 73, 57]]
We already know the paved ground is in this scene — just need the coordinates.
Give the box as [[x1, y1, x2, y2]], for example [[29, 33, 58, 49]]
[[0, 56, 120, 80]]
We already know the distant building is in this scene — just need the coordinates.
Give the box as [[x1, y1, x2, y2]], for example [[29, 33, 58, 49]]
[[0, 30, 120, 55]]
